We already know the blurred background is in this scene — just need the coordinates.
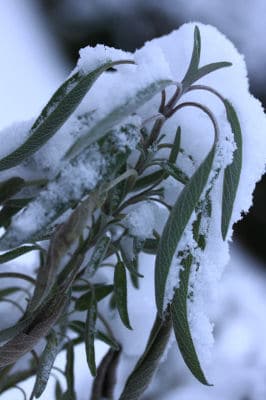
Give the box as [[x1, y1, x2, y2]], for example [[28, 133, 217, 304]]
[[1, 1, 266, 399]]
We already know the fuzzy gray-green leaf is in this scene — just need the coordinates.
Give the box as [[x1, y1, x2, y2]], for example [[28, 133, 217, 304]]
[[75, 284, 113, 311], [32, 331, 60, 398], [155, 145, 215, 316], [171, 254, 210, 385], [0, 245, 40, 264], [221, 100, 242, 239], [66, 79, 172, 160], [0, 60, 134, 172], [182, 26, 201, 89], [119, 314, 172, 400], [114, 261, 132, 330], [85, 292, 97, 377]]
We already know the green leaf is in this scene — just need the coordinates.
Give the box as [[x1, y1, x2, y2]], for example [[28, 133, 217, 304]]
[[169, 126, 181, 164], [154, 160, 189, 185], [0, 177, 25, 204], [221, 100, 242, 239], [0, 60, 134, 172], [0, 245, 39, 264], [171, 254, 210, 385], [86, 236, 111, 277], [75, 284, 114, 311], [182, 26, 232, 90], [32, 331, 60, 398], [133, 170, 163, 191], [119, 314, 172, 400], [182, 26, 201, 89], [66, 79, 173, 160], [155, 145, 216, 316], [0, 287, 21, 298], [64, 341, 76, 399], [114, 261, 132, 330], [96, 330, 120, 351], [194, 62, 232, 84], [85, 291, 97, 377]]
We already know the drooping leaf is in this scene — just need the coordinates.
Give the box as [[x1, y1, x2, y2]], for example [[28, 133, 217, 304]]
[[155, 145, 216, 316], [75, 284, 113, 311], [65, 79, 173, 160], [119, 314, 172, 400], [114, 261, 132, 330], [171, 254, 210, 385], [85, 291, 97, 377], [0, 60, 134, 172], [221, 100, 242, 239], [0, 245, 40, 264], [32, 331, 60, 398]]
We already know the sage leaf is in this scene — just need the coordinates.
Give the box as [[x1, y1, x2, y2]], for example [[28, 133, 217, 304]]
[[85, 291, 97, 377], [66, 79, 173, 160], [32, 331, 60, 398], [114, 261, 132, 330], [0, 60, 134, 171], [171, 254, 210, 385], [75, 284, 113, 311], [86, 236, 111, 277], [0, 245, 40, 264], [96, 330, 120, 351], [155, 145, 216, 316], [169, 126, 181, 164], [119, 314, 172, 400], [0, 177, 25, 203], [64, 341, 76, 399], [182, 26, 201, 89], [221, 100, 242, 239]]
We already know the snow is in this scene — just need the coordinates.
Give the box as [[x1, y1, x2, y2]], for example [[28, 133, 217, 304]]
[[123, 201, 168, 240], [77, 44, 130, 74]]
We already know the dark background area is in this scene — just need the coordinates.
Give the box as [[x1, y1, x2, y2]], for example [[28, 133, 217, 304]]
[[37, 0, 266, 264]]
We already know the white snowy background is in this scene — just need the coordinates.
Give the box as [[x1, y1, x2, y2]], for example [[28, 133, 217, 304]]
[[1, 1, 266, 399]]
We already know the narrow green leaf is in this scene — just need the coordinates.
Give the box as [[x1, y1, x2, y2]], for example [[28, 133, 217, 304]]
[[85, 291, 97, 376], [0, 287, 21, 298], [169, 126, 181, 164], [69, 320, 85, 335], [155, 145, 216, 316], [66, 79, 173, 160], [114, 261, 132, 330], [64, 341, 76, 399], [221, 100, 242, 239], [32, 332, 60, 398], [55, 381, 63, 400], [194, 62, 232, 84], [0, 245, 39, 264], [171, 254, 210, 385], [75, 284, 113, 311], [86, 236, 111, 277], [142, 238, 159, 255], [96, 330, 120, 351], [0, 177, 25, 203], [0, 60, 134, 172], [182, 26, 201, 89], [155, 160, 189, 185], [133, 170, 163, 191], [119, 314, 172, 400]]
